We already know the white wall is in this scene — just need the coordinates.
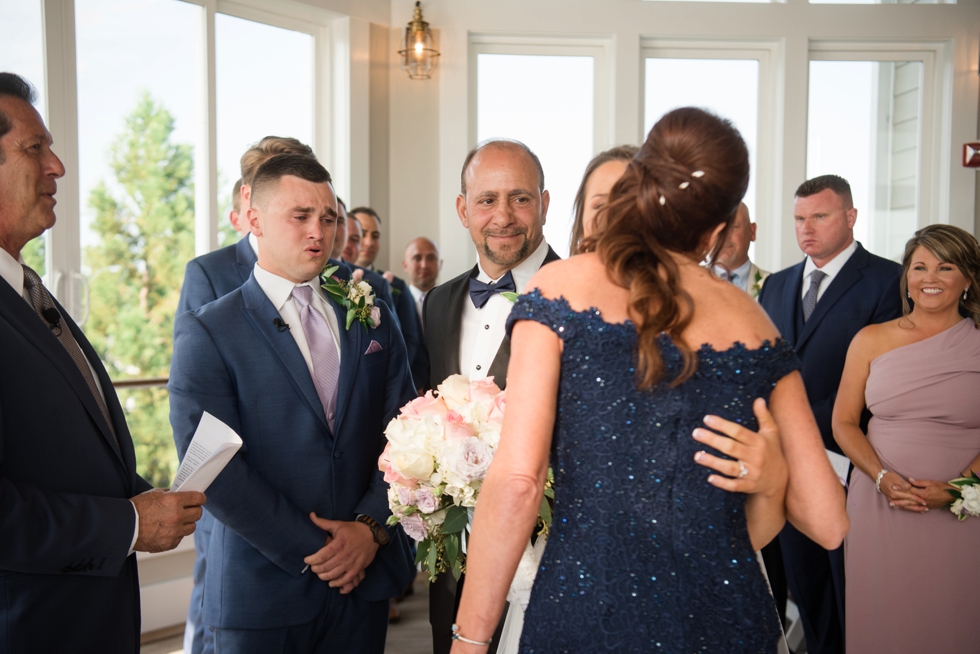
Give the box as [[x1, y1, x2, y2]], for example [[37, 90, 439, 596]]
[[386, 0, 980, 277]]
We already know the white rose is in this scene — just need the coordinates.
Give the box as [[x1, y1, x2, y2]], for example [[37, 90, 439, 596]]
[[357, 281, 375, 305], [950, 498, 965, 517], [385, 416, 430, 451], [960, 485, 980, 516], [437, 375, 471, 410], [476, 422, 502, 448], [392, 450, 435, 481], [447, 436, 493, 484]]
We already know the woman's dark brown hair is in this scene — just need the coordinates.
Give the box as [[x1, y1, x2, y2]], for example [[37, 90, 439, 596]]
[[570, 145, 639, 255], [596, 107, 749, 389], [900, 224, 980, 327]]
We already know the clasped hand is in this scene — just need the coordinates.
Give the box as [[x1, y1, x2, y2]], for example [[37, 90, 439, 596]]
[[131, 488, 206, 553], [692, 397, 787, 497], [303, 513, 378, 594], [882, 472, 955, 512]]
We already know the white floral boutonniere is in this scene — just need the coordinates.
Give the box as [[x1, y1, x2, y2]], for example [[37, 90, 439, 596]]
[[947, 471, 980, 520], [749, 269, 764, 299], [320, 265, 381, 331]]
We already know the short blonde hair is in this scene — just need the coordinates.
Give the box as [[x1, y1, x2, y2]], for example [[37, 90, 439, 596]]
[[239, 136, 315, 186]]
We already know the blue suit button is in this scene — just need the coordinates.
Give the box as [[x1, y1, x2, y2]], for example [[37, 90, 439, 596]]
[[334, 450, 343, 459]]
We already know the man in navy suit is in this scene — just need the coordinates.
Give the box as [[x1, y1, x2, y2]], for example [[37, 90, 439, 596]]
[[351, 206, 428, 389], [176, 136, 318, 654], [0, 72, 205, 653], [758, 175, 902, 654], [169, 153, 416, 653]]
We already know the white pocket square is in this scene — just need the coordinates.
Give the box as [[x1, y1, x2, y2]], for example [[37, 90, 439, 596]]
[[364, 340, 383, 355]]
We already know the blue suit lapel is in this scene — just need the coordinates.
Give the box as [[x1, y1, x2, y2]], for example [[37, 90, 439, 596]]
[[323, 262, 361, 434], [0, 282, 125, 464], [240, 276, 331, 437], [235, 236, 257, 286], [796, 244, 869, 352], [781, 262, 805, 346]]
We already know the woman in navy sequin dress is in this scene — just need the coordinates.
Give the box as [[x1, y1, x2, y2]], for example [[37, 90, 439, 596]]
[[451, 108, 848, 654]]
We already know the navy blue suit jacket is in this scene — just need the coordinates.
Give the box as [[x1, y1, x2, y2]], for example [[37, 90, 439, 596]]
[[168, 264, 417, 630], [388, 273, 428, 390], [178, 235, 257, 316], [758, 243, 902, 452], [0, 278, 152, 653]]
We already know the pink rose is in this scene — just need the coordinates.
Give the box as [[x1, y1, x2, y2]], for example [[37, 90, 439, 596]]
[[369, 305, 381, 328], [487, 392, 507, 431], [351, 268, 365, 282], [396, 485, 416, 507], [384, 465, 419, 489], [415, 486, 439, 514], [444, 410, 476, 442], [378, 442, 392, 472], [400, 393, 449, 418], [400, 513, 428, 541], [469, 377, 501, 403]]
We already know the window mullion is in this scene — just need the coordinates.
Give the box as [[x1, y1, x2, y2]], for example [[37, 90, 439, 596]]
[[198, 0, 219, 255]]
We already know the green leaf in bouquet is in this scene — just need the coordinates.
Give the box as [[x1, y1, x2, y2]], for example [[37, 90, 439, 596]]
[[415, 539, 430, 566], [426, 538, 439, 577], [323, 286, 347, 302], [346, 309, 356, 330], [972, 471, 980, 484], [539, 494, 552, 526], [500, 291, 519, 303], [948, 489, 963, 501], [442, 505, 468, 535], [321, 265, 339, 279], [445, 532, 459, 569], [452, 557, 463, 581]]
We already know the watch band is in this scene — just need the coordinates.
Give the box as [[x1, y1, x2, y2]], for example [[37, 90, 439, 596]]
[[355, 514, 390, 549]]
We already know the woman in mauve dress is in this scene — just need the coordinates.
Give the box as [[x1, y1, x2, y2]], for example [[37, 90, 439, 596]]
[[833, 224, 980, 652]]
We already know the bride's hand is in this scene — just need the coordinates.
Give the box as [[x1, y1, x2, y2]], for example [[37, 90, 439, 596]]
[[692, 398, 787, 498]]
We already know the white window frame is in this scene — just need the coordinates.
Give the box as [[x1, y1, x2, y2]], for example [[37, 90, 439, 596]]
[[808, 40, 955, 243], [39, 0, 343, 321], [640, 37, 784, 272]]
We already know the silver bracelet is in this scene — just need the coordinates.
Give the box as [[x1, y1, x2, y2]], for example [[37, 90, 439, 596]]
[[451, 624, 492, 647], [875, 469, 888, 494]]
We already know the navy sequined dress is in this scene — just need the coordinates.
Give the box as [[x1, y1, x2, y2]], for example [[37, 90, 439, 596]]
[[507, 292, 800, 654]]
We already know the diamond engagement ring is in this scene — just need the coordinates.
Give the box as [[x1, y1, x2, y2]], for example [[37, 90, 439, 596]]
[[737, 461, 749, 479]]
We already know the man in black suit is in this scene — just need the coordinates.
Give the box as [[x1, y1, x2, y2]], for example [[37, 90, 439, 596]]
[[0, 72, 204, 653], [758, 174, 902, 654], [424, 138, 560, 654], [350, 206, 428, 389]]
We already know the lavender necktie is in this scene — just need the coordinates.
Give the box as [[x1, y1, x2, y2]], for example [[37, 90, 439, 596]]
[[802, 270, 827, 323], [291, 285, 340, 430]]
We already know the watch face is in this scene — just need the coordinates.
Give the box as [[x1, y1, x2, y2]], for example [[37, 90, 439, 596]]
[[375, 525, 390, 545]]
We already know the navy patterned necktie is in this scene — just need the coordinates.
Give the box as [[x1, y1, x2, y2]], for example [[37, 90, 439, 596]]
[[468, 270, 516, 309], [22, 264, 118, 445]]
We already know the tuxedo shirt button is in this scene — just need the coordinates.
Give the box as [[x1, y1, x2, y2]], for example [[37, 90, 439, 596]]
[[476, 365, 482, 371], [484, 324, 489, 330]]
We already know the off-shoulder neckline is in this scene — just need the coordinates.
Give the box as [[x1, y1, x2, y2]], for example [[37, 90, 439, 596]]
[[518, 290, 787, 357]]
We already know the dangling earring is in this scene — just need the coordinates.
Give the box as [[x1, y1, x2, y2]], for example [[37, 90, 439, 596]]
[[907, 291, 911, 299], [964, 289, 970, 300]]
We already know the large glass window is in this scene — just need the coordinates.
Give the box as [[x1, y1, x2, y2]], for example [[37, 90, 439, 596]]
[[476, 53, 595, 258], [75, 0, 204, 485], [644, 58, 760, 234], [811, 0, 953, 4], [1, 0, 47, 276], [807, 60, 922, 261], [215, 13, 314, 246]]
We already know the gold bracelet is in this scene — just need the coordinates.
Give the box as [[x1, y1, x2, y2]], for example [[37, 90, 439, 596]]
[[451, 624, 492, 647]]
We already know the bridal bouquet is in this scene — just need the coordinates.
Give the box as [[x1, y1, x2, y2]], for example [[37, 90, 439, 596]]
[[380, 374, 553, 582], [947, 471, 980, 521]]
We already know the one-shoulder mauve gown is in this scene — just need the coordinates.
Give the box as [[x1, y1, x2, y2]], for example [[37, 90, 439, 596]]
[[846, 318, 980, 652], [507, 292, 801, 654]]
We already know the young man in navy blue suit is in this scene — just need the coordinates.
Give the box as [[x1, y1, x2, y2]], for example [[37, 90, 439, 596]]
[[176, 136, 318, 654], [169, 154, 416, 653], [0, 72, 205, 654], [758, 175, 902, 654]]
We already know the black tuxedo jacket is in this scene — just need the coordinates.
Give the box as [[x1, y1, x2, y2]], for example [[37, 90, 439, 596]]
[[423, 246, 561, 391], [0, 277, 152, 653], [758, 242, 902, 452]]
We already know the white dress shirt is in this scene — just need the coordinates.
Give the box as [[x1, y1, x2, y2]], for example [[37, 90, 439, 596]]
[[459, 239, 550, 381], [248, 231, 259, 257], [252, 264, 343, 397], [801, 239, 858, 304], [409, 284, 427, 324], [713, 259, 752, 292], [0, 246, 139, 551]]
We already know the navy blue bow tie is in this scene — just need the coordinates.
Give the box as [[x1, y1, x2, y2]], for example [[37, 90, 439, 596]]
[[468, 271, 516, 309]]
